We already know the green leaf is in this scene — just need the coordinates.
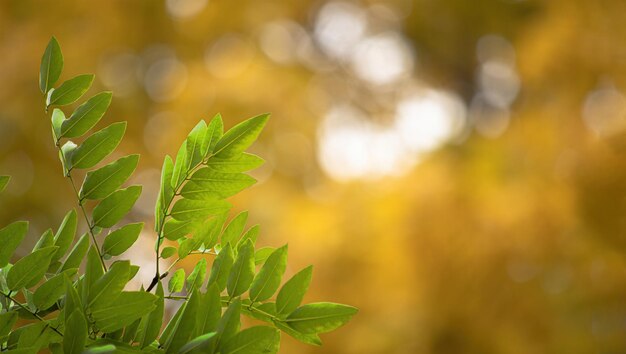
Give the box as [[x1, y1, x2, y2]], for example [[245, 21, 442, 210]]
[[170, 140, 188, 189], [59, 233, 89, 273], [168, 269, 185, 293], [163, 219, 198, 241], [0, 175, 10, 193], [91, 291, 157, 333], [250, 245, 288, 302], [227, 239, 255, 298], [51, 108, 64, 142], [102, 223, 143, 257], [6, 246, 57, 290], [170, 198, 231, 221], [71, 122, 126, 169], [216, 299, 241, 342], [81, 344, 116, 354], [79, 154, 140, 200], [0, 221, 28, 268], [51, 209, 77, 263], [178, 332, 216, 354], [193, 214, 227, 250], [155, 155, 174, 231], [92, 185, 142, 228], [220, 326, 280, 354], [207, 243, 234, 291], [84, 246, 105, 299], [186, 120, 208, 170], [206, 153, 264, 173], [32, 228, 54, 252], [138, 281, 164, 348], [159, 301, 185, 348], [63, 310, 87, 354], [60, 91, 112, 138], [273, 321, 321, 346], [164, 290, 200, 353], [48, 74, 94, 107], [160, 246, 176, 259], [39, 36, 63, 94], [214, 114, 269, 157], [182, 169, 256, 200], [221, 211, 248, 245], [285, 302, 358, 334], [254, 247, 275, 266], [0, 311, 18, 341], [204, 114, 224, 156], [276, 266, 313, 316], [186, 258, 207, 292], [88, 260, 130, 307], [59, 141, 77, 173], [33, 269, 78, 310], [196, 283, 221, 336]]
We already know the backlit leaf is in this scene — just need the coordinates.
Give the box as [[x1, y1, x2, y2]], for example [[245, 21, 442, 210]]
[[170, 198, 231, 221], [182, 169, 256, 200], [168, 269, 185, 294], [186, 258, 207, 292], [91, 291, 157, 333], [207, 243, 234, 291], [214, 114, 269, 157], [220, 326, 280, 354], [227, 239, 255, 298], [250, 245, 288, 302], [285, 302, 358, 334], [51, 209, 77, 263], [206, 153, 264, 173], [276, 266, 313, 316]]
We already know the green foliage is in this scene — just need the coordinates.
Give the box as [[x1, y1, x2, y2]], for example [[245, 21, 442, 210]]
[[0, 37, 356, 353]]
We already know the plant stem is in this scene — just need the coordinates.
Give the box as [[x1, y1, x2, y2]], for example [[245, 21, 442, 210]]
[[148, 157, 211, 292], [55, 143, 108, 272]]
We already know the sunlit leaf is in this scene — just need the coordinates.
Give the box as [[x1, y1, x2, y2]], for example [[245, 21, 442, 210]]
[[182, 169, 256, 200], [59, 233, 89, 273], [206, 153, 264, 173], [203, 114, 224, 156], [92, 186, 142, 228], [91, 291, 157, 333], [168, 269, 185, 294], [207, 243, 234, 292], [214, 114, 269, 157], [0, 221, 28, 268], [63, 310, 87, 354], [33, 268, 77, 310], [276, 265, 313, 316], [7, 246, 57, 290], [102, 223, 143, 257], [186, 258, 207, 292], [221, 211, 248, 245], [79, 154, 139, 200], [51, 209, 77, 263], [48, 74, 94, 107], [137, 281, 164, 348], [227, 239, 255, 298], [39, 36, 63, 94], [285, 302, 358, 334], [88, 260, 130, 307], [170, 198, 231, 221], [160, 246, 176, 259], [0, 175, 10, 193], [250, 245, 288, 302], [220, 326, 280, 354], [71, 122, 126, 169], [61, 91, 112, 138]]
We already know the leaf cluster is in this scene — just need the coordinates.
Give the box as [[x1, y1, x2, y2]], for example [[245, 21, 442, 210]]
[[0, 37, 356, 353]]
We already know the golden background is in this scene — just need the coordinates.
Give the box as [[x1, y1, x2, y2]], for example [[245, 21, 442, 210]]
[[2, 0, 626, 353]]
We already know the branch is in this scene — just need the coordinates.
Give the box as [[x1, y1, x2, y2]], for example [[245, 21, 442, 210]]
[[0, 291, 63, 337]]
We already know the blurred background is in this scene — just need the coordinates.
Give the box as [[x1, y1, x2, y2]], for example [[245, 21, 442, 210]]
[[2, 0, 626, 353]]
